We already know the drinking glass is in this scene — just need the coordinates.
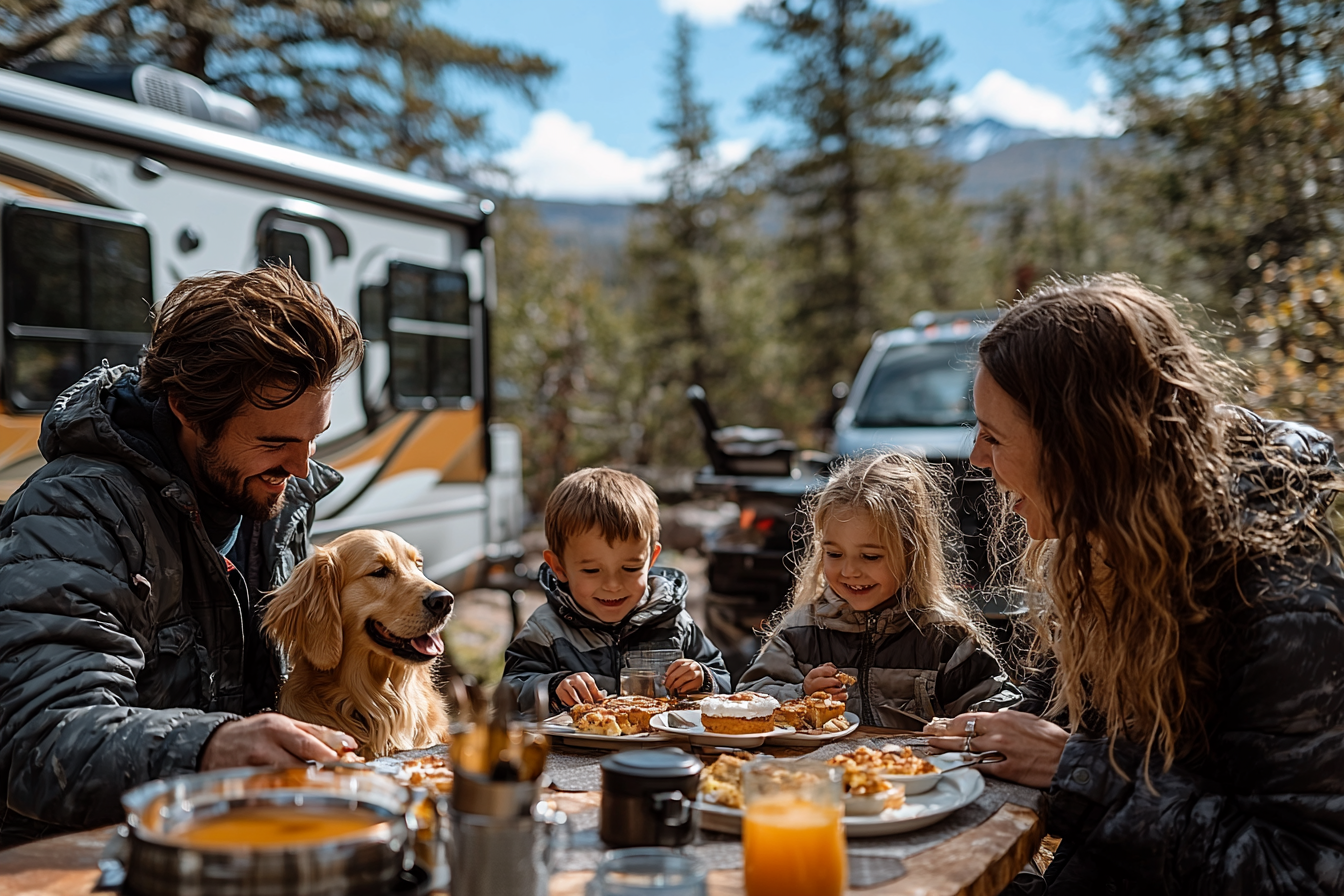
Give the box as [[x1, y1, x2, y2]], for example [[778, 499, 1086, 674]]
[[741, 759, 846, 896], [624, 649, 683, 697], [618, 667, 659, 698], [588, 848, 707, 896]]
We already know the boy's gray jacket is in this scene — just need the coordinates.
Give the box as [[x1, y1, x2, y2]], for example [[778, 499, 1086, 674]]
[[737, 591, 1020, 727], [503, 564, 731, 716], [0, 366, 339, 846]]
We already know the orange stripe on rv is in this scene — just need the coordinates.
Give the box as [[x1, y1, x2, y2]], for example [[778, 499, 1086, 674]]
[[380, 408, 484, 483], [315, 412, 418, 469]]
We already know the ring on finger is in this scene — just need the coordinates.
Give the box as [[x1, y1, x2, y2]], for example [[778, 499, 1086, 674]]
[[965, 718, 978, 738], [963, 735, 974, 752]]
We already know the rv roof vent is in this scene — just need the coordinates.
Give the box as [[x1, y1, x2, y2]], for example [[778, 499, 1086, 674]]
[[23, 61, 260, 132], [130, 66, 260, 132]]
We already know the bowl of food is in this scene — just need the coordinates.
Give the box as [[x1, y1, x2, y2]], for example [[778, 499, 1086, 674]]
[[827, 745, 943, 795], [120, 764, 420, 896]]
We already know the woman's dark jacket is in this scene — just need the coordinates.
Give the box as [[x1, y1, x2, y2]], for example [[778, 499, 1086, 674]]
[[737, 589, 1021, 728], [502, 563, 732, 716], [0, 367, 339, 846], [1043, 412, 1344, 895]]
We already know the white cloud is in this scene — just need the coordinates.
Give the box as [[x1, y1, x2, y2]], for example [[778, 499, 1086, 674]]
[[951, 69, 1123, 138], [497, 110, 750, 203], [658, 0, 759, 27], [496, 110, 670, 202]]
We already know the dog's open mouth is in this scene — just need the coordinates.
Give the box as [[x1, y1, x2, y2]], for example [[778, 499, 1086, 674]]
[[365, 618, 444, 663]]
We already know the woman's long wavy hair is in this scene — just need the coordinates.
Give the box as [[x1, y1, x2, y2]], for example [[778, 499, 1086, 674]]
[[979, 274, 1244, 781], [773, 452, 993, 652]]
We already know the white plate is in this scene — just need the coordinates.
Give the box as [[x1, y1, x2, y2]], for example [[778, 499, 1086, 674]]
[[695, 767, 984, 837], [765, 712, 861, 745], [540, 714, 677, 745], [649, 710, 795, 748]]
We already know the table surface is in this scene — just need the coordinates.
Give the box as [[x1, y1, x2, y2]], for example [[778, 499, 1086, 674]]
[[0, 727, 1044, 896]]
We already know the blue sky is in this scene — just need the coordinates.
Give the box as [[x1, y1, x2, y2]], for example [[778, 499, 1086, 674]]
[[431, 0, 1116, 201]]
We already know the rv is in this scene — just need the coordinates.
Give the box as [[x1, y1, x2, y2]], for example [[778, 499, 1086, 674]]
[[0, 67, 524, 590]]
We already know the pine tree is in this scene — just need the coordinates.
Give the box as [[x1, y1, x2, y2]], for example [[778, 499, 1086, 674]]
[[1099, 1, 1344, 441], [625, 16, 804, 466], [1101, 0, 1344, 309], [747, 0, 961, 386], [0, 0, 555, 178]]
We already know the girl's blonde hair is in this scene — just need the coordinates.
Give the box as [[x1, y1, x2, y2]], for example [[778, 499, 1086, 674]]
[[776, 452, 992, 649]]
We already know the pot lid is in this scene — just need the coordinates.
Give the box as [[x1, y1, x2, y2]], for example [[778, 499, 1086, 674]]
[[600, 748, 703, 778]]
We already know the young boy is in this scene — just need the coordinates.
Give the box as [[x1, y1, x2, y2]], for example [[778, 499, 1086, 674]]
[[503, 467, 731, 717]]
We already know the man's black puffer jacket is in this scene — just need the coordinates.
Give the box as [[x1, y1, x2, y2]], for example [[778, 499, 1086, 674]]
[[1043, 412, 1344, 895], [0, 366, 340, 846]]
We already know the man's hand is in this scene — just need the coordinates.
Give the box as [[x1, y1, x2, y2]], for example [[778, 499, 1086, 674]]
[[803, 662, 849, 700], [664, 659, 705, 695], [556, 672, 607, 707], [923, 710, 1070, 789], [199, 713, 358, 771]]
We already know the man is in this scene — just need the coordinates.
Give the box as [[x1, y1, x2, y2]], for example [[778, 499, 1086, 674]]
[[0, 265, 364, 845]]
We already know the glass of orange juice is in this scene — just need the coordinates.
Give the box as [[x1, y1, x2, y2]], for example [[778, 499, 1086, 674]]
[[741, 758, 846, 896]]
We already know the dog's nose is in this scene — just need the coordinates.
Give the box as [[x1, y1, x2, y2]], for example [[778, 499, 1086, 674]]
[[423, 590, 453, 616]]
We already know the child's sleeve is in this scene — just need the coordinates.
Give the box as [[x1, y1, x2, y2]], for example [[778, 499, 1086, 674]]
[[735, 631, 807, 701], [502, 616, 569, 719], [678, 613, 731, 694], [934, 634, 1022, 716]]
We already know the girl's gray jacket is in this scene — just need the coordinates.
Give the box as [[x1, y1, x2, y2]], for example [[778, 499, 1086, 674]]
[[736, 590, 1020, 728], [502, 564, 731, 716]]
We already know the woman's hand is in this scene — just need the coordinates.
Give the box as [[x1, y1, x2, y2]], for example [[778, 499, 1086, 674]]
[[802, 662, 848, 700], [923, 710, 1070, 789]]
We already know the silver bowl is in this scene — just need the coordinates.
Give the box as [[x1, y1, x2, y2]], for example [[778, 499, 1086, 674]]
[[120, 764, 416, 896]]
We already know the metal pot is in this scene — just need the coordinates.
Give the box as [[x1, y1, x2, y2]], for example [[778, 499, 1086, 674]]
[[599, 749, 703, 848], [120, 764, 418, 896]]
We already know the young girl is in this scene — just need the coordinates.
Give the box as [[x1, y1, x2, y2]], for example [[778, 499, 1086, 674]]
[[737, 452, 1019, 728]]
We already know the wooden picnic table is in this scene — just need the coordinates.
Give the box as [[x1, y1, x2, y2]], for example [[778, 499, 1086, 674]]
[[0, 727, 1043, 896]]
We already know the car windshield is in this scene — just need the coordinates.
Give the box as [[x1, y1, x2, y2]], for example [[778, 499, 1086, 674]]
[[854, 341, 976, 427]]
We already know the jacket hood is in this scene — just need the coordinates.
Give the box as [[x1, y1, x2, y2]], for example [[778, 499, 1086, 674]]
[[40, 365, 174, 487], [538, 562, 688, 633], [1228, 407, 1344, 527]]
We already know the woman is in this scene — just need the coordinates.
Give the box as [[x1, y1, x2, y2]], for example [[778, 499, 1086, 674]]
[[926, 275, 1344, 894]]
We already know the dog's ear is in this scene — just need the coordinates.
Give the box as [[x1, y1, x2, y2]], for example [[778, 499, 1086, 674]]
[[262, 545, 343, 671]]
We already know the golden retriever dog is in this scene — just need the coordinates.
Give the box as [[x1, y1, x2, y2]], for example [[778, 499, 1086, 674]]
[[263, 529, 453, 757]]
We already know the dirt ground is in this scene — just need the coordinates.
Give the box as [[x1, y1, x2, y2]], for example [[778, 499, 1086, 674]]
[[442, 526, 712, 685]]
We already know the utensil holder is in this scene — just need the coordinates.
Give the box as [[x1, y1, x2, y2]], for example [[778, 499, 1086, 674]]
[[447, 800, 565, 896]]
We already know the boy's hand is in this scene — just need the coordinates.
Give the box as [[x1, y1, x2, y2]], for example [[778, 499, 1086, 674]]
[[557, 672, 607, 707], [803, 663, 849, 700], [664, 659, 705, 695]]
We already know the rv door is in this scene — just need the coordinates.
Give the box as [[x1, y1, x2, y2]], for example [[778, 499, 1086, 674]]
[[1, 201, 153, 409]]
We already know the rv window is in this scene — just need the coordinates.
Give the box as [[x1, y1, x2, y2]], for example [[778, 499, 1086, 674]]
[[260, 225, 312, 280], [3, 205, 152, 409], [384, 261, 473, 408]]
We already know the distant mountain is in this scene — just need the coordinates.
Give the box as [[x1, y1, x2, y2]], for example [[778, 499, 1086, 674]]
[[527, 127, 1128, 261], [957, 134, 1129, 206], [935, 118, 1050, 163]]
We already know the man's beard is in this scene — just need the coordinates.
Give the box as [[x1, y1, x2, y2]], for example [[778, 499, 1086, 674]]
[[195, 438, 287, 521]]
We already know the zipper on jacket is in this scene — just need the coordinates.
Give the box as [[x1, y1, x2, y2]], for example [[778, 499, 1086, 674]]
[[186, 500, 247, 703], [858, 612, 878, 727]]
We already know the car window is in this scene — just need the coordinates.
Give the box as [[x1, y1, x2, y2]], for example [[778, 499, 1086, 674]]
[[854, 341, 976, 427]]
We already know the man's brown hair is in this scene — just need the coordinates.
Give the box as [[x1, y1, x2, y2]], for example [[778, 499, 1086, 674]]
[[139, 265, 363, 439], [544, 468, 661, 558]]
